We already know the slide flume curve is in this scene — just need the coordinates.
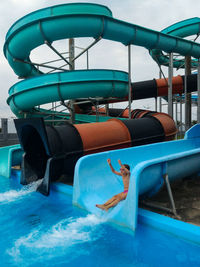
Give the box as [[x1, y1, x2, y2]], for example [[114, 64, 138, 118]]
[[4, 3, 200, 119]]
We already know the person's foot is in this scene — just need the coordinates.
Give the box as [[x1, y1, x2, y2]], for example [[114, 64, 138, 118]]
[[96, 204, 106, 210]]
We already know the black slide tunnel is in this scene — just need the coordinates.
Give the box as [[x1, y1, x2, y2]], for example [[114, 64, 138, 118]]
[[14, 118, 83, 195], [14, 116, 176, 196], [121, 116, 165, 147]]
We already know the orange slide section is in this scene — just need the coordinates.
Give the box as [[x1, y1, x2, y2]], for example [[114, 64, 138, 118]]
[[151, 113, 177, 141], [156, 75, 183, 96], [75, 119, 132, 155], [83, 108, 177, 142]]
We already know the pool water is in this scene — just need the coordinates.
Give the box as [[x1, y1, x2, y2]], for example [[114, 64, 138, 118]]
[[0, 173, 200, 267]]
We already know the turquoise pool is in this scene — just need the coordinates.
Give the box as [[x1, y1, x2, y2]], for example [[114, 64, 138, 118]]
[[0, 170, 200, 267]]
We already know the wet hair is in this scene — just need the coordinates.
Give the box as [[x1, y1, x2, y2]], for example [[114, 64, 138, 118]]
[[124, 164, 130, 171]]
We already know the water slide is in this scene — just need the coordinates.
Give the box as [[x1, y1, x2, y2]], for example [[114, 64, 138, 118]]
[[3, 3, 200, 200], [14, 113, 176, 195], [150, 17, 200, 68], [73, 124, 200, 232], [74, 73, 198, 115], [4, 3, 200, 119]]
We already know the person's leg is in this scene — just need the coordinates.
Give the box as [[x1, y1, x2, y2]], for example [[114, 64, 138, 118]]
[[104, 198, 120, 211], [102, 195, 118, 206], [96, 194, 118, 210], [96, 192, 128, 211], [104, 192, 128, 211], [95, 204, 106, 210]]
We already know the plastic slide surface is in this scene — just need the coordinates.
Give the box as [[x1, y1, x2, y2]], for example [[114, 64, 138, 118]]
[[7, 69, 128, 118], [0, 144, 22, 178], [73, 124, 200, 232], [151, 17, 200, 68], [4, 3, 200, 118]]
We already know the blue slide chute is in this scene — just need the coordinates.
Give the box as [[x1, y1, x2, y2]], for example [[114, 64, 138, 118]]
[[73, 124, 200, 232]]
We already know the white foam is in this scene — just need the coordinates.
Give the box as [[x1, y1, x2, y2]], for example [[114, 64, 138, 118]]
[[7, 214, 106, 263], [0, 179, 42, 203], [22, 214, 104, 248]]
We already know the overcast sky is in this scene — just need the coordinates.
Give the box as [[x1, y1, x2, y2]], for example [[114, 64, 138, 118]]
[[1, 0, 200, 118]]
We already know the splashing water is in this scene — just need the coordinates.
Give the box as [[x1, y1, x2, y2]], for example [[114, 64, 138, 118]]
[[12, 214, 105, 249], [7, 214, 106, 265], [0, 179, 42, 203]]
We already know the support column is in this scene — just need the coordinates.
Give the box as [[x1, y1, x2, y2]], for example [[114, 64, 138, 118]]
[[168, 53, 173, 117], [184, 56, 191, 130], [1, 118, 8, 140], [155, 97, 157, 111], [105, 103, 109, 116], [128, 45, 132, 119], [86, 50, 89, 69], [69, 39, 75, 70], [163, 173, 178, 217], [197, 59, 200, 123], [159, 70, 162, 112], [69, 39, 75, 123], [180, 93, 183, 135], [175, 99, 178, 124]]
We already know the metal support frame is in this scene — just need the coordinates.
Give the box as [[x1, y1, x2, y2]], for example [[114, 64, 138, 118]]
[[105, 103, 109, 116], [66, 37, 102, 123], [43, 111, 69, 120], [45, 119, 68, 122], [159, 97, 162, 112], [95, 100, 99, 122], [155, 97, 157, 111], [86, 50, 89, 69], [159, 70, 162, 112], [155, 57, 169, 113], [47, 102, 63, 111], [45, 40, 72, 68], [175, 96, 178, 139], [141, 172, 179, 218], [17, 35, 97, 76], [72, 37, 101, 63], [69, 100, 75, 124], [68, 39, 75, 123], [14, 58, 67, 72], [184, 56, 192, 131], [128, 45, 132, 119], [175, 97, 178, 124], [163, 173, 178, 216], [22, 32, 102, 121], [42, 53, 69, 65], [47, 63, 69, 74], [38, 20, 71, 71], [180, 93, 183, 135], [61, 97, 116, 107], [69, 39, 75, 70], [168, 53, 173, 118], [197, 59, 200, 123], [46, 39, 94, 74]]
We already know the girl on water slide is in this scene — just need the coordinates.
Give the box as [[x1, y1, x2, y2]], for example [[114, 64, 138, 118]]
[[96, 159, 130, 211]]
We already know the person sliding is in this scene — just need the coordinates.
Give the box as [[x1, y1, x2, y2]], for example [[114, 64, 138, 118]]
[[96, 159, 130, 211]]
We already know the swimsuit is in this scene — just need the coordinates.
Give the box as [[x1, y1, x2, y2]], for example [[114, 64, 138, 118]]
[[123, 190, 128, 193]]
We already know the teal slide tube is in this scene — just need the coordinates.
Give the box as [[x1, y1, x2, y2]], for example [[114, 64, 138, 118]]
[[150, 17, 200, 68], [0, 145, 22, 178], [4, 4, 200, 78], [7, 69, 128, 117], [4, 3, 200, 118]]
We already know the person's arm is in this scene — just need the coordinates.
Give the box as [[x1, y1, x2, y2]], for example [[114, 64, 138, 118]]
[[118, 159, 130, 175], [107, 159, 121, 176]]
